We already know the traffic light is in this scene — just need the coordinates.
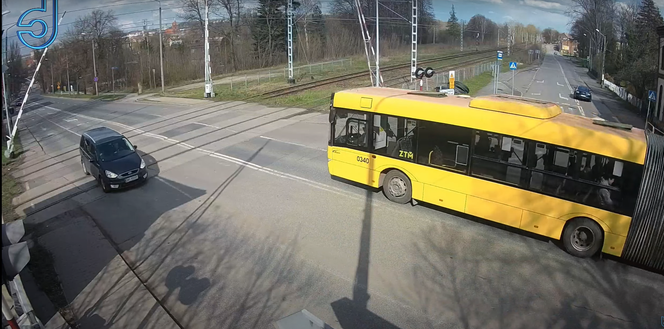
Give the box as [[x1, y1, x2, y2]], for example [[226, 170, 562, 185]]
[[2, 220, 30, 282]]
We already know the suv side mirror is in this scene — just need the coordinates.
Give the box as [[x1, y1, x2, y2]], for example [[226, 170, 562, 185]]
[[133, 145, 138, 149]]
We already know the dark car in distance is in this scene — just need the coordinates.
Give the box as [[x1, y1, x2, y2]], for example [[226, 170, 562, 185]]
[[79, 127, 148, 192], [574, 86, 592, 101]]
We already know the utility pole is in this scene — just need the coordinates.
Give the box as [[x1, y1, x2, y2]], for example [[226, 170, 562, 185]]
[[3, 23, 12, 132], [287, 0, 294, 84], [596, 29, 606, 87], [410, 0, 417, 82], [49, 58, 54, 93], [203, 0, 214, 97], [66, 54, 70, 94], [497, 29, 500, 48], [507, 26, 511, 56], [375, 0, 380, 87], [92, 38, 98, 95], [433, 26, 436, 44], [157, 0, 165, 93]]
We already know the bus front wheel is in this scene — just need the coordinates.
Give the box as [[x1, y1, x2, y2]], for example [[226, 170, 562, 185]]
[[383, 170, 411, 204], [562, 218, 603, 258]]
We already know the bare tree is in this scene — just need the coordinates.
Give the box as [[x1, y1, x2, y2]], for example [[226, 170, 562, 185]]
[[215, 0, 242, 71], [179, 0, 208, 36]]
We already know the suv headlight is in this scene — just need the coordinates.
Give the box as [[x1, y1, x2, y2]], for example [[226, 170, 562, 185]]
[[140, 158, 146, 169], [105, 170, 118, 179]]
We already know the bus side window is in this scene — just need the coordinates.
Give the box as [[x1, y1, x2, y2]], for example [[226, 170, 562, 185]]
[[418, 122, 471, 172]]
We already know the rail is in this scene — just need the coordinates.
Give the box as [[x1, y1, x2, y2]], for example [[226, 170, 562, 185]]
[[254, 47, 508, 99]]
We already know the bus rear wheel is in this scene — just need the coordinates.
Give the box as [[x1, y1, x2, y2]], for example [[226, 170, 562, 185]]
[[562, 218, 603, 258], [383, 170, 411, 204]]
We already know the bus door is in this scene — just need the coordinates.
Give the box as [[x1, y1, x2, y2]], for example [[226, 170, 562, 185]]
[[330, 109, 374, 185]]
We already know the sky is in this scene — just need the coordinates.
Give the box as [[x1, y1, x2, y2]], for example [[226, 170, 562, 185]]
[[2, 0, 662, 55], [432, 0, 572, 32]]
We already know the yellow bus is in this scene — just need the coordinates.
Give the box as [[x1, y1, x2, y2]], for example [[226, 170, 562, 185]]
[[327, 87, 664, 270]]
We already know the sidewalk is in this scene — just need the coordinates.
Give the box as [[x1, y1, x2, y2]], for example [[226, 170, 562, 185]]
[[11, 127, 180, 328], [24, 208, 181, 329]]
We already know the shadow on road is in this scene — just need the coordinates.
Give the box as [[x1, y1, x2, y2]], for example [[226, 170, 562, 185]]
[[23, 153, 208, 327]]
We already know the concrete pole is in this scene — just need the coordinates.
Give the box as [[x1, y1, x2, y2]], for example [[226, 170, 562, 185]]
[[203, 0, 214, 97], [158, 0, 165, 93], [66, 54, 70, 94], [49, 59, 54, 93], [92, 39, 98, 95]]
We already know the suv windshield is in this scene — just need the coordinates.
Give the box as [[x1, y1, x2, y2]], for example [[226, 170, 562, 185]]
[[97, 137, 135, 162]]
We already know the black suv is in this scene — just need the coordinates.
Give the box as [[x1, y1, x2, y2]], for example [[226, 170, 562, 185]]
[[80, 127, 148, 192]]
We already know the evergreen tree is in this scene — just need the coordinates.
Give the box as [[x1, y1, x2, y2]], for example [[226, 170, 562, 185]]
[[251, 0, 287, 66], [446, 5, 460, 42]]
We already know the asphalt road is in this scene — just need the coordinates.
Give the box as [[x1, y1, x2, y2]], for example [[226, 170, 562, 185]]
[[479, 44, 616, 122], [11, 89, 663, 329]]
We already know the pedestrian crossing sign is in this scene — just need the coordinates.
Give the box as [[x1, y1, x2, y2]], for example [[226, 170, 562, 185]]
[[509, 62, 517, 70], [648, 90, 656, 101]]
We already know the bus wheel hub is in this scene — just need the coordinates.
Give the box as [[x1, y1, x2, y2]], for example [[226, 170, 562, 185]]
[[572, 226, 594, 251], [389, 177, 407, 197]]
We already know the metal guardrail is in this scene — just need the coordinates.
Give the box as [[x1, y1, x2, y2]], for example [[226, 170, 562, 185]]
[[646, 121, 664, 136]]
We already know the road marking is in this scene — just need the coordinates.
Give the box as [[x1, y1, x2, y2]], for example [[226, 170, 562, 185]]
[[536, 80, 545, 83], [33, 110, 81, 136], [561, 103, 570, 106], [553, 55, 573, 92], [64, 118, 78, 122], [531, 92, 541, 96], [154, 176, 194, 198], [193, 122, 220, 129], [578, 106, 585, 116], [259, 135, 326, 151], [41, 105, 356, 199], [557, 82, 564, 87], [524, 67, 540, 93], [559, 93, 569, 100]]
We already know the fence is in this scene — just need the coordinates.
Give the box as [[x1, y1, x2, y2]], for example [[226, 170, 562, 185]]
[[400, 61, 495, 91], [602, 79, 648, 113], [602, 78, 664, 133], [224, 58, 352, 90]]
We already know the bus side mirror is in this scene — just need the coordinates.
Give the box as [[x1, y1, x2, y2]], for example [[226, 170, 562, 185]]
[[329, 108, 336, 124]]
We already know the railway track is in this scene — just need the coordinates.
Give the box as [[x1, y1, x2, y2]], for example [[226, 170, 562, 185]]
[[255, 47, 507, 99]]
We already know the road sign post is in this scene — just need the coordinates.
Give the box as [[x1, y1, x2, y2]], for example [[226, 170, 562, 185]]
[[494, 51, 503, 94], [647, 90, 656, 120], [509, 62, 517, 95]]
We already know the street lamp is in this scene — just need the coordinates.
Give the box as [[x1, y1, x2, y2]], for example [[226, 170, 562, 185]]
[[81, 32, 98, 95], [155, 0, 165, 94], [596, 28, 606, 87]]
